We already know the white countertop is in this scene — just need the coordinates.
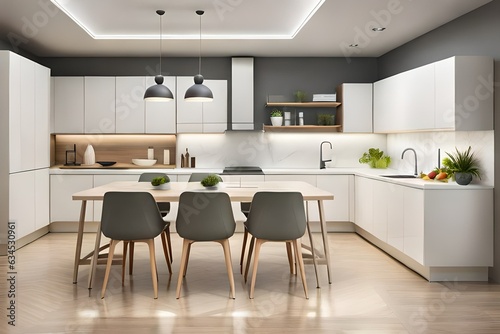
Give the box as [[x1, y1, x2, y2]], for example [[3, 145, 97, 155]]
[[49, 165, 492, 190]]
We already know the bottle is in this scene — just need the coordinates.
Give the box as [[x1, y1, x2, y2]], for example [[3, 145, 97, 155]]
[[190, 157, 196, 168], [180, 153, 185, 168], [299, 112, 304, 125], [184, 148, 190, 168], [148, 146, 154, 160], [83, 144, 95, 165]]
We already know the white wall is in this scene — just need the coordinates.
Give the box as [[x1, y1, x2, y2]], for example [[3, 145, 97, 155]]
[[386, 131, 494, 186], [177, 132, 387, 169]]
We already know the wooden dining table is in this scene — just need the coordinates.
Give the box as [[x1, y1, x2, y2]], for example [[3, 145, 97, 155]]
[[72, 180, 334, 291]]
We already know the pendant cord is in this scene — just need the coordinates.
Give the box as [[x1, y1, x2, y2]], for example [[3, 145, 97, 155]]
[[159, 13, 162, 76], [198, 13, 202, 75]]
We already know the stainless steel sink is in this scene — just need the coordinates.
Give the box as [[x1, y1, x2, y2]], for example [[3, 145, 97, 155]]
[[381, 174, 418, 179]]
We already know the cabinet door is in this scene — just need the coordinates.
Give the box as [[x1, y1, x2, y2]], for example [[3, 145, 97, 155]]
[[8, 52, 22, 173], [92, 174, 140, 219], [339, 83, 372, 133], [84, 77, 116, 133], [403, 187, 424, 264], [54, 77, 84, 133], [145, 76, 176, 133], [372, 180, 388, 242], [434, 57, 455, 130], [9, 171, 36, 239], [35, 168, 50, 230], [231, 57, 254, 129], [354, 177, 373, 233], [116, 76, 145, 133], [50, 175, 93, 222], [35, 64, 50, 168], [387, 183, 404, 252], [316, 175, 352, 222], [176, 76, 202, 128], [373, 77, 396, 133], [202, 79, 227, 132]]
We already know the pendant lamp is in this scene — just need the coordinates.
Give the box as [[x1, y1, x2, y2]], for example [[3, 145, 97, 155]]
[[144, 10, 174, 101], [184, 10, 213, 102]]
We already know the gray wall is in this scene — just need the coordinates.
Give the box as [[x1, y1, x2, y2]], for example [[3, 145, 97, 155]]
[[378, 0, 500, 282]]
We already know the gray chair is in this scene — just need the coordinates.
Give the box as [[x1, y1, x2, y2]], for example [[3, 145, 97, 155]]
[[188, 173, 212, 182], [175, 191, 236, 299], [100, 192, 171, 299], [125, 173, 173, 276], [243, 192, 308, 299]]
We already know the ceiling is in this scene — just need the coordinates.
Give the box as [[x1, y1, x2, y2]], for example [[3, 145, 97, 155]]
[[0, 0, 492, 58]]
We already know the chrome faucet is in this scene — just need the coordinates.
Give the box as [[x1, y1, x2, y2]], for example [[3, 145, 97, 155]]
[[401, 148, 418, 176], [320, 141, 332, 169]]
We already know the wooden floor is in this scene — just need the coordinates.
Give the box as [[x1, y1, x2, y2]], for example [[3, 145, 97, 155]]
[[2, 232, 500, 333]]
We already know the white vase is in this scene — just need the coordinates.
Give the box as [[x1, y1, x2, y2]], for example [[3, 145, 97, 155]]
[[83, 144, 95, 165], [271, 116, 283, 126]]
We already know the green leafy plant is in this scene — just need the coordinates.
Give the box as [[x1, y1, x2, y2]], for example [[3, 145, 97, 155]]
[[151, 176, 170, 186], [294, 90, 307, 102], [201, 174, 222, 187], [270, 108, 283, 117], [442, 146, 481, 179], [359, 148, 391, 169], [317, 113, 334, 126]]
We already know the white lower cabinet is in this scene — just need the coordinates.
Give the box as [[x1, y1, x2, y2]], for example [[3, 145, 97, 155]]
[[9, 172, 35, 239], [35, 169, 50, 231], [403, 187, 424, 264], [354, 176, 373, 232], [50, 175, 93, 222]]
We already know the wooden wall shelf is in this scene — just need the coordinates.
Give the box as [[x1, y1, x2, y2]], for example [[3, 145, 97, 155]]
[[263, 125, 342, 132], [266, 102, 341, 108]]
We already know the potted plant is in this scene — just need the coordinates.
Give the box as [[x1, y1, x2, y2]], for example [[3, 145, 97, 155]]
[[201, 174, 223, 189], [151, 176, 170, 189], [359, 148, 391, 169], [294, 90, 307, 102], [442, 146, 481, 185], [270, 108, 283, 126], [317, 113, 334, 126]]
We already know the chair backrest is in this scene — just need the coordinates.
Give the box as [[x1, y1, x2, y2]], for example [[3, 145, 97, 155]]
[[139, 172, 168, 182], [188, 173, 211, 182], [246, 192, 306, 240], [101, 192, 166, 240], [176, 192, 235, 241]]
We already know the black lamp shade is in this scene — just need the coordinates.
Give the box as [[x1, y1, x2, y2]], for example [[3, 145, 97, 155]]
[[144, 75, 174, 101], [184, 74, 213, 102]]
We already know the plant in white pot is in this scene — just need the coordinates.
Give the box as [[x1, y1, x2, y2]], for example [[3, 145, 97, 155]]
[[270, 108, 283, 126], [200, 174, 223, 189], [442, 146, 481, 185], [151, 176, 170, 189]]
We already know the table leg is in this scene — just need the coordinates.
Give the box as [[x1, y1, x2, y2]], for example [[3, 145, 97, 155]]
[[88, 221, 102, 291], [305, 202, 320, 288], [317, 200, 332, 284], [73, 200, 87, 283]]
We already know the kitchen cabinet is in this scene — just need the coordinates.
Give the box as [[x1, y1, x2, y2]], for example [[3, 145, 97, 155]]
[[176, 76, 228, 133], [84, 77, 116, 133], [231, 57, 254, 130], [35, 65, 51, 168], [34, 169, 50, 231], [336, 83, 373, 133], [145, 76, 177, 134], [354, 175, 493, 281], [50, 174, 94, 222], [9, 172, 35, 239], [373, 56, 493, 133], [434, 56, 493, 130], [54, 77, 85, 133], [115, 76, 145, 133]]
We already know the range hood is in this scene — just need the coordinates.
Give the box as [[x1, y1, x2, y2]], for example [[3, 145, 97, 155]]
[[230, 57, 255, 131]]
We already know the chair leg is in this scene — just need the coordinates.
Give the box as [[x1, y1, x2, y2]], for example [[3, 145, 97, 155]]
[[183, 242, 192, 277], [286, 241, 295, 275], [145, 239, 158, 299], [244, 236, 255, 283], [292, 239, 309, 299], [101, 239, 119, 299], [128, 241, 135, 275], [160, 231, 172, 276], [122, 241, 129, 285], [165, 226, 173, 263], [249, 238, 265, 299], [218, 239, 236, 299], [176, 239, 191, 299], [240, 229, 248, 274]]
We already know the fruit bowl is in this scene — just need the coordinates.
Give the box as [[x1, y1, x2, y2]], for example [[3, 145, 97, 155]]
[[132, 159, 157, 166]]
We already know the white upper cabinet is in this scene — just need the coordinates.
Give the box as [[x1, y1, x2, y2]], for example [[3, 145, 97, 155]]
[[336, 83, 373, 133], [434, 56, 493, 131], [145, 76, 176, 134], [54, 77, 85, 133], [35, 65, 50, 168], [84, 77, 116, 133], [176, 76, 227, 133], [231, 57, 254, 130], [374, 56, 493, 133], [115, 76, 145, 133]]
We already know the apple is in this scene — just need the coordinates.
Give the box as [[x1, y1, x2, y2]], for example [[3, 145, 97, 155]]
[[435, 171, 447, 180], [427, 171, 437, 179]]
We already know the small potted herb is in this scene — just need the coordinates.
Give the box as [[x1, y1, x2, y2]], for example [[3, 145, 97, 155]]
[[270, 108, 283, 126], [359, 148, 391, 169], [442, 146, 481, 185], [151, 176, 170, 189], [317, 113, 334, 126], [201, 174, 223, 189]]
